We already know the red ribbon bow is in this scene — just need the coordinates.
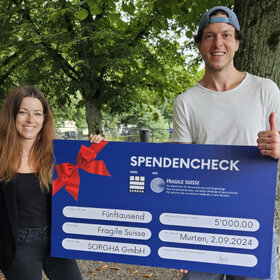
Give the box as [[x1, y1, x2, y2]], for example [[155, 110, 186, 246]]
[[52, 141, 111, 201]]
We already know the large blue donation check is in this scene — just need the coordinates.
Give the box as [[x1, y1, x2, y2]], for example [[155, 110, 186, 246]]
[[51, 140, 278, 278]]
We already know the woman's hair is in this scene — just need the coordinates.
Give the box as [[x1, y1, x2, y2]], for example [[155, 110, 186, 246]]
[[0, 85, 55, 191]]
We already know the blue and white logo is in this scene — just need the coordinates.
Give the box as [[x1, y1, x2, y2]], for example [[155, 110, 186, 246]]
[[129, 176, 145, 193], [150, 178, 165, 193]]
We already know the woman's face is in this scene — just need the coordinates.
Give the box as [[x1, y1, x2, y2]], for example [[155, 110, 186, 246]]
[[16, 97, 45, 142]]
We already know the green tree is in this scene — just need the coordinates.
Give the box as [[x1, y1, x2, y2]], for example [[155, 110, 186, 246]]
[[0, 0, 231, 134]]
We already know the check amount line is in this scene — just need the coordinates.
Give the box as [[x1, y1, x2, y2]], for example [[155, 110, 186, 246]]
[[160, 213, 260, 232]]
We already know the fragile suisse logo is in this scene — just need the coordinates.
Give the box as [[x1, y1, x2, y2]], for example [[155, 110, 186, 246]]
[[150, 178, 165, 193]]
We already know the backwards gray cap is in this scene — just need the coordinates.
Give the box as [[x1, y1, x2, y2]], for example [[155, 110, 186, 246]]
[[198, 6, 240, 33]]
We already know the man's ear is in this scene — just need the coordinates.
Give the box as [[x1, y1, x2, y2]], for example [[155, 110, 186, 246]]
[[235, 40, 240, 52]]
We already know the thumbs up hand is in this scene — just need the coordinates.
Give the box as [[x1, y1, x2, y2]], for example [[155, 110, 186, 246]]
[[257, 112, 280, 159]]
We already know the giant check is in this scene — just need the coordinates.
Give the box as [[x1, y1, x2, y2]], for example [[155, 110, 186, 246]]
[[51, 140, 278, 278]]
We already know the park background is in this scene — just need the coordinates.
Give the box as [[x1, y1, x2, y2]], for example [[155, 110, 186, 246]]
[[0, 0, 279, 278]]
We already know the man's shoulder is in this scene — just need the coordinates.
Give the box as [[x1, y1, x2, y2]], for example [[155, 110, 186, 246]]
[[174, 84, 200, 103], [246, 73, 279, 89]]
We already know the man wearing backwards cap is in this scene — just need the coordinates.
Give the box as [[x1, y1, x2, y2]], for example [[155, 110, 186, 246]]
[[172, 6, 279, 280]]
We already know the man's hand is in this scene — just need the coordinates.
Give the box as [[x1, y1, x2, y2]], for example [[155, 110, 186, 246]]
[[257, 112, 280, 159]]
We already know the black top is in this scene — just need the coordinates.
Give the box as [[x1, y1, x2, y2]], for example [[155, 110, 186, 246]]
[[15, 173, 51, 228]]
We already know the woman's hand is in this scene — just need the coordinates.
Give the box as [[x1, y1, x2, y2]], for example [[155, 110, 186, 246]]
[[179, 269, 188, 274], [89, 134, 105, 143]]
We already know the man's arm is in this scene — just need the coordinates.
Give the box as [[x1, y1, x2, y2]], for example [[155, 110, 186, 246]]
[[257, 112, 280, 159]]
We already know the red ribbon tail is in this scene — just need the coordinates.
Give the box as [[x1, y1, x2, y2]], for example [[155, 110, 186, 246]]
[[89, 141, 109, 157], [64, 172, 80, 201], [52, 177, 66, 196]]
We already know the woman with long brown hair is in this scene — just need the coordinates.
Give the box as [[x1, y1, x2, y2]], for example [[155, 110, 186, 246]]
[[0, 85, 102, 279]]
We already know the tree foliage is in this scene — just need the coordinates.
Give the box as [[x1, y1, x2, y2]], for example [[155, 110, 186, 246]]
[[0, 0, 231, 133]]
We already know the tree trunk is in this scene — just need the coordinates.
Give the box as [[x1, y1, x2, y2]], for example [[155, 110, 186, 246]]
[[234, 0, 280, 84], [234, 0, 280, 273], [85, 98, 102, 135]]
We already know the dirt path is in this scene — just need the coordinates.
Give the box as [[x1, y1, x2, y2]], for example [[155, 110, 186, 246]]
[[1, 260, 182, 280], [74, 260, 182, 280]]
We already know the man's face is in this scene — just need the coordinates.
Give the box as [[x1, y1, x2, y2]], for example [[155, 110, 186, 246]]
[[198, 14, 239, 72]]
